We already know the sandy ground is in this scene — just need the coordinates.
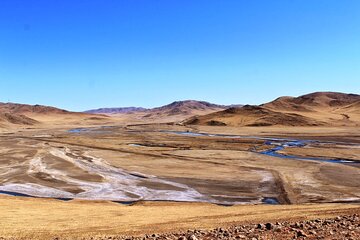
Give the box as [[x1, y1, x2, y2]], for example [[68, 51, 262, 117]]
[[0, 123, 359, 239], [1, 125, 360, 204], [0, 195, 359, 239]]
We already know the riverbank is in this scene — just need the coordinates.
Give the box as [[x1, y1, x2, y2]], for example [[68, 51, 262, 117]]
[[0, 125, 360, 205]]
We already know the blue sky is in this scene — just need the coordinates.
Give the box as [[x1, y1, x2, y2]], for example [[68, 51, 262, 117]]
[[0, 0, 359, 111]]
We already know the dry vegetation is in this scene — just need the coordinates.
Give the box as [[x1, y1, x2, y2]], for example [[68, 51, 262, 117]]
[[0, 92, 359, 239], [0, 196, 359, 239]]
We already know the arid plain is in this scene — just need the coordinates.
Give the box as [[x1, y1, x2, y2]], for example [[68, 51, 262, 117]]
[[0, 92, 360, 239]]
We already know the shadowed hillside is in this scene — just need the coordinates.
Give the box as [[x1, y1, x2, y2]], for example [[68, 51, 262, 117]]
[[262, 92, 360, 111], [0, 102, 107, 127], [144, 100, 226, 117], [184, 92, 360, 127], [0, 112, 39, 125], [0, 102, 69, 115], [184, 105, 324, 127]]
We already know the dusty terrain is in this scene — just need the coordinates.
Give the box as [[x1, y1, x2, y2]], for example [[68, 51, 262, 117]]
[[1, 124, 360, 205], [0, 92, 359, 239], [0, 123, 359, 239], [0, 196, 359, 239]]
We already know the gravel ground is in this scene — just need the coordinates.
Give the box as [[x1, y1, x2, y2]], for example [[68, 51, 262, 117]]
[[83, 214, 360, 240]]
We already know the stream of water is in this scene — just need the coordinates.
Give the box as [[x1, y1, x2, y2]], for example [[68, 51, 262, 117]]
[[161, 130, 359, 164]]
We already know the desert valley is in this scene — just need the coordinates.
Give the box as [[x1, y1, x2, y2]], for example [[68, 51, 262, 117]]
[[0, 92, 359, 239]]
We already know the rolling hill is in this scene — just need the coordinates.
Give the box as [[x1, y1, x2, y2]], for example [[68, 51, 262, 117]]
[[184, 105, 324, 127], [2, 92, 359, 128], [0, 102, 69, 115], [184, 92, 360, 127], [262, 92, 360, 112], [262, 92, 360, 126], [0, 112, 39, 126], [143, 100, 226, 118], [84, 107, 147, 114], [86, 100, 233, 123], [0, 102, 108, 128]]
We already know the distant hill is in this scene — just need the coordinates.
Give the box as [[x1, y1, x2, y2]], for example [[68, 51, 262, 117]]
[[131, 100, 228, 123], [145, 100, 226, 117], [262, 92, 360, 112], [84, 107, 147, 114], [84, 100, 231, 115], [183, 105, 323, 127], [84, 100, 238, 123], [4, 92, 358, 128], [0, 112, 39, 125], [0, 102, 69, 126], [0, 102, 107, 127], [262, 92, 360, 126], [184, 92, 360, 127], [0, 102, 69, 115]]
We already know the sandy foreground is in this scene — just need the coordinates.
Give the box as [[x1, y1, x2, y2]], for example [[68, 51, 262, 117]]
[[0, 195, 359, 239]]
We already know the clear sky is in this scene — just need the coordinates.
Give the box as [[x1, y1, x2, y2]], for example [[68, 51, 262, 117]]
[[0, 0, 359, 111]]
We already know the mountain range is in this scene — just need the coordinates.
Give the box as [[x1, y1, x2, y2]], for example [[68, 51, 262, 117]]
[[83, 100, 238, 123], [85, 107, 147, 114], [84, 101, 242, 115], [0, 92, 359, 128]]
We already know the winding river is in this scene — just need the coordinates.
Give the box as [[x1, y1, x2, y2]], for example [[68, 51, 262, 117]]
[[1, 127, 357, 204], [161, 130, 360, 164], [68, 127, 359, 164]]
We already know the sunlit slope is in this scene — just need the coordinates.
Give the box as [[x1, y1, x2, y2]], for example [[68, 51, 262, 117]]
[[184, 92, 360, 127], [0, 102, 109, 128]]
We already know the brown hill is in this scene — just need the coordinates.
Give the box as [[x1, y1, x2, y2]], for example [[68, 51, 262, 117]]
[[146, 100, 225, 116], [0, 102, 109, 128], [115, 100, 228, 123], [184, 105, 323, 127], [0, 102, 69, 115], [0, 103, 53, 126], [0, 112, 39, 125], [335, 100, 360, 114], [84, 107, 147, 114], [263, 92, 360, 112], [184, 92, 360, 127], [262, 92, 360, 126]]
